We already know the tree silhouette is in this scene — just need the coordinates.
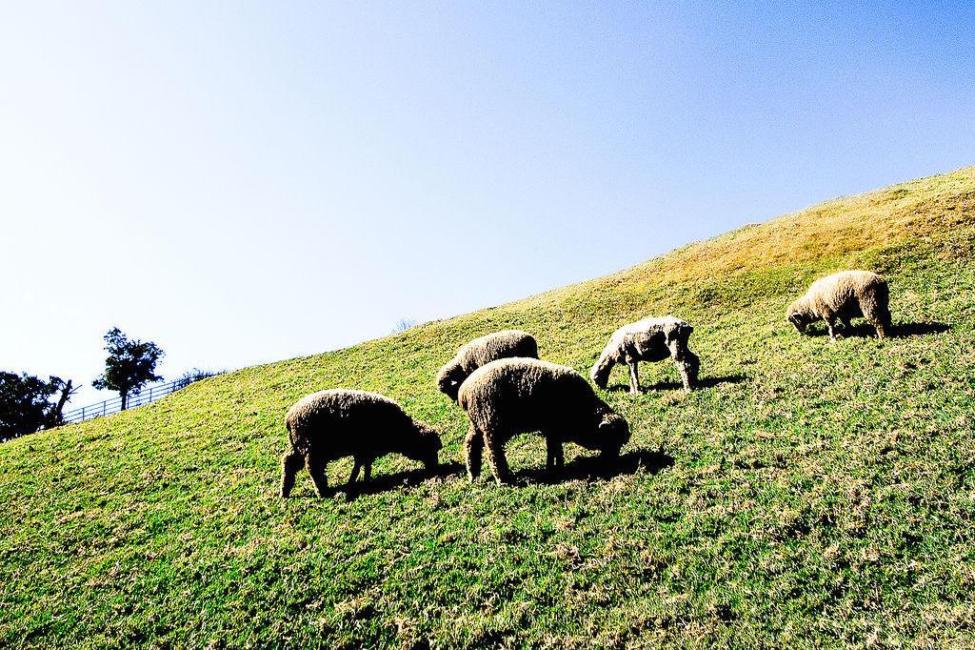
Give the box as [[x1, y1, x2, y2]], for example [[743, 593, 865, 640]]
[[0, 372, 75, 441], [92, 327, 164, 411], [47, 378, 79, 427]]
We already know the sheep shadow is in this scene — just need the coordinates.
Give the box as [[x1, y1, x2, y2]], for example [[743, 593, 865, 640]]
[[805, 321, 950, 339], [891, 321, 951, 338], [333, 461, 465, 500], [608, 374, 747, 393], [518, 448, 675, 485]]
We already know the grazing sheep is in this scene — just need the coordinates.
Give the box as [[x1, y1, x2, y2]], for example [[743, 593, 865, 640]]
[[787, 270, 891, 340], [279, 389, 442, 498], [591, 316, 700, 394], [458, 358, 630, 485], [436, 329, 539, 401]]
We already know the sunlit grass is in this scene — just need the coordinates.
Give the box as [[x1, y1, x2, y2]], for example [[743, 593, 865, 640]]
[[1, 167, 974, 647]]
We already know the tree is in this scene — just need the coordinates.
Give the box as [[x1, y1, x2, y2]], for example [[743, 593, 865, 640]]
[[0, 372, 76, 441], [47, 378, 79, 427], [92, 327, 164, 411]]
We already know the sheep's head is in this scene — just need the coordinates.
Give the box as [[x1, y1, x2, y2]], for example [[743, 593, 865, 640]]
[[786, 301, 814, 334], [408, 423, 442, 471], [436, 361, 465, 401], [590, 356, 613, 389], [579, 411, 630, 458], [598, 413, 630, 457]]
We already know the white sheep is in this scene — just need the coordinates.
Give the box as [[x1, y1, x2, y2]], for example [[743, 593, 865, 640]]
[[458, 357, 630, 485], [787, 270, 891, 340], [280, 389, 442, 497], [436, 329, 538, 401], [591, 316, 699, 394]]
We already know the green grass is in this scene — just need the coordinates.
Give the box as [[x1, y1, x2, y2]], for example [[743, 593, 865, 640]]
[[3, 168, 975, 648]]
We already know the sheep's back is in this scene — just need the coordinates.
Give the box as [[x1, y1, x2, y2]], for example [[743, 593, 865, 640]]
[[459, 358, 594, 421], [807, 270, 886, 310], [286, 389, 409, 451], [458, 330, 538, 371], [608, 316, 692, 360]]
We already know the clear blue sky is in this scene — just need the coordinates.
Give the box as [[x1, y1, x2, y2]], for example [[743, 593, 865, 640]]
[[2, 2, 973, 405]]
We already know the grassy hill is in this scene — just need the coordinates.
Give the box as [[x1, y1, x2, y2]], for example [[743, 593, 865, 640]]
[[3, 168, 975, 648]]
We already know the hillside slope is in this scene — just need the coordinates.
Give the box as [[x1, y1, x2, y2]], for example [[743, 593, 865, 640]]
[[2, 168, 975, 648]]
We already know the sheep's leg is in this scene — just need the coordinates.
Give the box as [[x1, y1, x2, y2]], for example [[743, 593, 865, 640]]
[[484, 430, 513, 486], [464, 423, 484, 481], [363, 459, 372, 482], [628, 363, 640, 395], [667, 341, 693, 392], [682, 351, 700, 391], [545, 435, 564, 471], [676, 363, 692, 392], [280, 450, 305, 498], [878, 304, 892, 339], [348, 458, 362, 487], [867, 306, 890, 339], [861, 290, 892, 339], [306, 453, 330, 498], [824, 314, 840, 340]]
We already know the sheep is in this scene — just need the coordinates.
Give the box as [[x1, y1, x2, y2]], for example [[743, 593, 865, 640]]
[[787, 270, 891, 340], [458, 357, 630, 485], [591, 316, 700, 394], [279, 389, 442, 498], [436, 329, 539, 401]]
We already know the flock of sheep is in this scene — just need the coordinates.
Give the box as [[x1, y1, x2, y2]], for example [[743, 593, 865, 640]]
[[279, 269, 892, 496]]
